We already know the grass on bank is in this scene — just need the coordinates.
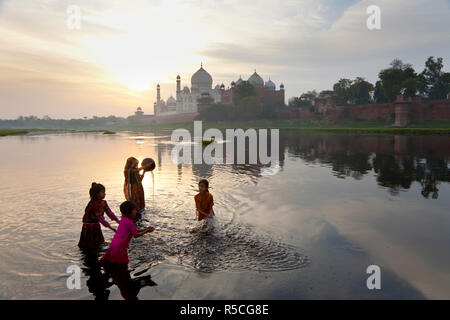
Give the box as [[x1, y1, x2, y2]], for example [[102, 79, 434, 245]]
[[0, 128, 115, 137], [0, 129, 31, 136]]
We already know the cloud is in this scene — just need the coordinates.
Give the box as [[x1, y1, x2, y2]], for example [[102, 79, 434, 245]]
[[0, 0, 449, 118], [200, 0, 450, 96]]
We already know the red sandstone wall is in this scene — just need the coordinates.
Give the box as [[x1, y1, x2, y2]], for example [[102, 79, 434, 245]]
[[293, 99, 450, 123], [409, 100, 450, 122], [154, 112, 198, 124], [324, 103, 395, 121]]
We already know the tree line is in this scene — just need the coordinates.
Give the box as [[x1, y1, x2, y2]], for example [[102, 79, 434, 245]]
[[0, 115, 130, 130], [289, 56, 450, 109]]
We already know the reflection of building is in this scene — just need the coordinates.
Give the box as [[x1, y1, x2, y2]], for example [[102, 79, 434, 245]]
[[154, 65, 285, 117]]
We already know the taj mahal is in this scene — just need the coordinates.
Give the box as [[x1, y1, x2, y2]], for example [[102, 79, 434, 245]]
[[152, 64, 285, 117]]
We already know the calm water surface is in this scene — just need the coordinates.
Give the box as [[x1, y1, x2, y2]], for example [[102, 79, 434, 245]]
[[0, 131, 449, 299]]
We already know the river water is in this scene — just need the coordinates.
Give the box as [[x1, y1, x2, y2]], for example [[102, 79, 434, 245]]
[[0, 131, 449, 299]]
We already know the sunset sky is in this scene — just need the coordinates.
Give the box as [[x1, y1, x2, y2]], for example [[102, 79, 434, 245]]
[[0, 0, 449, 119]]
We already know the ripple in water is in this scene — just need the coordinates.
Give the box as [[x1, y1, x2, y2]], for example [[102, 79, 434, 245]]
[[130, 215, 308, 273]]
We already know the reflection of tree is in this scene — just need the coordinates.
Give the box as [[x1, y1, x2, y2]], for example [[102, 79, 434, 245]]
[[372, 154, 415, 195], [284, 132, 450, 199], [416, 158, 450, 199], [329, 151, 371, 180]]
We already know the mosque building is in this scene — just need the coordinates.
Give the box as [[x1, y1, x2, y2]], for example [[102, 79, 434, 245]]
[[153, 64, 285, 117]]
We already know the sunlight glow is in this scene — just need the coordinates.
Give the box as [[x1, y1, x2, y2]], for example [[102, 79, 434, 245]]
[[84, 2, 223, 90]]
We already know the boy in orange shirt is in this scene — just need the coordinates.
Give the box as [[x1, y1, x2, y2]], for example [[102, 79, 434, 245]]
[[194, 179, 215, 221]]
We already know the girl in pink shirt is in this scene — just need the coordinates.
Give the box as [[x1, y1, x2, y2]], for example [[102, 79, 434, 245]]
[[101, 201, 154, 265], [100, 201, 155, 300]]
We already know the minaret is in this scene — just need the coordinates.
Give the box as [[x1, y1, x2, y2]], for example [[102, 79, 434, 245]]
[[157, 83, 161, 104], [176, 75, 181, 102]]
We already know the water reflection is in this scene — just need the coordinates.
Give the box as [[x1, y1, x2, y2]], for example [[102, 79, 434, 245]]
[[80, 249, 157, 301], [1, 131, 449, 299], [282, 132, 450, 198]]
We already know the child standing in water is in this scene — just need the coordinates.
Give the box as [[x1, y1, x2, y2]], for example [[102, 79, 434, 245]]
[[123, 157, 146, 217], [78, 183, 120, 249], [101, 201, 155, 300], [194, 179, 215, 221]]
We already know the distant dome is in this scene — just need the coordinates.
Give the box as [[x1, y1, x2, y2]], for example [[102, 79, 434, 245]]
[[235, 76, 243, 86], [265, 79, 276, 90], [183, 86, 190, 93], [248, 71, 264, 88], [231, 81, 236, 86], [191, 65, 213, 90], [214, 84, 220, 90], [135, 107, 144, 116], [167, 96, 176, 106]]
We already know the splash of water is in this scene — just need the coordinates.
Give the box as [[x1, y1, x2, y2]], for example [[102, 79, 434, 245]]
[[130, 213, 308, 273]]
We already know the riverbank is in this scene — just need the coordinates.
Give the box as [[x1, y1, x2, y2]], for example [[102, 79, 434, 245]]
[[2, 120, 450, 136], [0, 129, 115, 137], [138, 119, 450, 135]]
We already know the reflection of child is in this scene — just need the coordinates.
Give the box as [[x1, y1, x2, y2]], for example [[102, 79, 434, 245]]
[[100, 201, 155, 300], [78, 183, 120, 249], [123, 157, 146, 216], [194, 179, 215, 221]]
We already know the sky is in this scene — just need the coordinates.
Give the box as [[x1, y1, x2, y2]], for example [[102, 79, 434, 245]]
[[0, 0, 449, 119]]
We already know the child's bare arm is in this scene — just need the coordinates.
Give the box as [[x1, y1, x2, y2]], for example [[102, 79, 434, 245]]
[[197, 209, 212, 218], [134, 226, 155, 238]]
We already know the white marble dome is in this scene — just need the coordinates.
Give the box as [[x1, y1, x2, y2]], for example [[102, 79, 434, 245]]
[[191, 65, 213, 90], [248, 71, 264, 88], [167, 96, 176, 105]]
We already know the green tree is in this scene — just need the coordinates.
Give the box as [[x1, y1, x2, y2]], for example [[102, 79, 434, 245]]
[[289, 91, 317, 110], [374, 80, 387, 103], [237, 96, 262, 120], [260, 93, 280, 119], [420, 56, 450, 99], [319, 90, 334, 96], [378, 59, 417, 102], [196, 103, 235, 122], [349, 77, 374, 104], [233, 81, 256, 105], [400, 77, 419, 99], [333, 78, 352, 105]]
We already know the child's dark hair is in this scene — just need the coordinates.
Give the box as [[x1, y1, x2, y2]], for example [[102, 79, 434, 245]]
[[89, 182, 105, 200], [120, 201, 137, 217], [199, 179, 209, 191]]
